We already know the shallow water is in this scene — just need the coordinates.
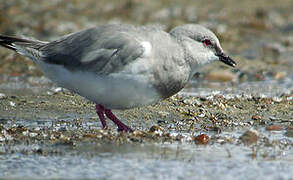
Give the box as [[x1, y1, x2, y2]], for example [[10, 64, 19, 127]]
[[0, 148, 292, 180], [1, 136, 293, 180]]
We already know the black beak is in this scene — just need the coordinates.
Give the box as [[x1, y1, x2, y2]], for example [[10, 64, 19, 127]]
[[217, 52, 237, 67]]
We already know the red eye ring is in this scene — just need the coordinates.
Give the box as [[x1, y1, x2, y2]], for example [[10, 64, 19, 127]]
[[202, 39, 212, 46]]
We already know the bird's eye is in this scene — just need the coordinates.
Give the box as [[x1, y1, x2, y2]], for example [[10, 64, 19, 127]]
[[202, 39, 212, 46]]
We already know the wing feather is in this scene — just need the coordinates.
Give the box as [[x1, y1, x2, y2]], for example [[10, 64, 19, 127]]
[[40, 24, 145, 74]]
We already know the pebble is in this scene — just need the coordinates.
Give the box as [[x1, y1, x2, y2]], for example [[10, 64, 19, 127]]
[[22, 130, 29, 136], [149, 125, 164, 134], [0, 135, 5, 142], [239, 130, 258, 145], [242, 47, 260, 60], [54, 87, 63, 92], [193, 134, 209, 145], [279, 51, 293, 65], [272, 97, 282, 103], [251, 115, 262, 120], [157, 111, 169, 118], [247, 121, 254, 126], [198, 113, 205, 118], [182, 97, 201, 106], [208, 126, 222, 134], [268, 11, 285, 27], [218, 102, 226, 109], [29, 132, 38, 137], [262, 42, 286, 62], [263, 42, 286, 55], [9, 101, 16, 107], [48, 87, 65, 95], [0, 93, 7, 100], [282, 36, 293, 46], [285, 127, 293, 137], [205, 70, 237, 82], [273, 71, 287, 80], [266, 125, 283, 131]]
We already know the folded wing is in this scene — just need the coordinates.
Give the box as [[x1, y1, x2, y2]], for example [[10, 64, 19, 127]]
[[40, 24, 145, 74]]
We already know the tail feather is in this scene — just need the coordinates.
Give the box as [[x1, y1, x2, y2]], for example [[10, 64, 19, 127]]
[[0, 35, 45, 51], [0, 34, 48, 60], [0, 35, 22, 51], [0, 42, 16, 51]]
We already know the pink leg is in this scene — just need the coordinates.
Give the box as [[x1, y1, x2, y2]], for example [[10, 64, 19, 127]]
[[104, 109, 133, 132], [95, 104, 108, 129]]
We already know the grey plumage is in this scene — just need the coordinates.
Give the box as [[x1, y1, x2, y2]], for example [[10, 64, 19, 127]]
[[0, 23, 236, 107], [40, 24, 145, 74], [0, 23, 236, 131]]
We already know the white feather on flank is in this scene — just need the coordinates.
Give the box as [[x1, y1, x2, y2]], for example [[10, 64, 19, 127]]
[[140, 41, 152, 57]]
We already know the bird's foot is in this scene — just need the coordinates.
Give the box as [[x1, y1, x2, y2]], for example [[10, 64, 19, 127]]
[[95, 104, 132, 132], [117, 124, 133, 132], [105, 109, 133, 132]]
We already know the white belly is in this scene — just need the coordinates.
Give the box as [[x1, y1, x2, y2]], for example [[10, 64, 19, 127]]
[[38, 62, 161, 109]]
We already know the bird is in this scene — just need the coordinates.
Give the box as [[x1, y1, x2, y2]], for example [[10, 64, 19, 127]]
[[0, 23, 236, 132]]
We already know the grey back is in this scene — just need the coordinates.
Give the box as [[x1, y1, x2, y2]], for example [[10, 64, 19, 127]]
[[40, 24, 147, 74]]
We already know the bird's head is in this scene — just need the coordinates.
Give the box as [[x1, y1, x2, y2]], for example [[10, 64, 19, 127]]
[[170, 24, 236, 70]]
